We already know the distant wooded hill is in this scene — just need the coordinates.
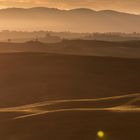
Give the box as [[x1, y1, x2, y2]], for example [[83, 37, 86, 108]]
[[0, 40, 140, 58], [0, 7, 140, 32]]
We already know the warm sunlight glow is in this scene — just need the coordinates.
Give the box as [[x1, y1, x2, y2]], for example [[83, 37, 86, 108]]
[[97, 131, 105, 138]]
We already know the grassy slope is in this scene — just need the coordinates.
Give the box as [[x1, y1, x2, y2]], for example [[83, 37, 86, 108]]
[[0, 53, 139, 107], [0, 52, 139, 140]]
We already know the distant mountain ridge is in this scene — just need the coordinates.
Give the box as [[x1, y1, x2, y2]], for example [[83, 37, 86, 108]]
[[0, 7, 140, 32]]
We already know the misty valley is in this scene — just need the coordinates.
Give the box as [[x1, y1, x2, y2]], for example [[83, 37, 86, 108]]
[[0, 4, 140, 140]]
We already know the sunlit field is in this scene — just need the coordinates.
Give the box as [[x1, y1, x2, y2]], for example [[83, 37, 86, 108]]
[[0, 1, 140, 139]]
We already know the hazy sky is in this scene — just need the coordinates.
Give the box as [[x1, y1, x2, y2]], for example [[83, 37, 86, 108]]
[[0, 0, 140, 14]]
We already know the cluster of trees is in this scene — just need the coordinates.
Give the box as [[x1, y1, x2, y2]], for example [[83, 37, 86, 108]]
[[0, 30, 140, 43]]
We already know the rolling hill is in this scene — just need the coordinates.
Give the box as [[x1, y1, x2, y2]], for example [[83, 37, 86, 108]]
[[0, 7, 140, 32], [0, 52, 139, 140], [0, 43, 139, 139]]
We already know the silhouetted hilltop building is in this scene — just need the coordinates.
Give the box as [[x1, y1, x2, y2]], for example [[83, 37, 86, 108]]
[[39, 33, 62, 43], [26, 39, 43, 46]]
